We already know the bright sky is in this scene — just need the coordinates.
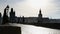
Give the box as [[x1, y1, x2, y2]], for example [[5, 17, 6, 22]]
[[0, 0, 60, 19]]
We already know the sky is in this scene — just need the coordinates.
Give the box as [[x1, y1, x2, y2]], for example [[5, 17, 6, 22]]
[[0, 0, 60, 19]]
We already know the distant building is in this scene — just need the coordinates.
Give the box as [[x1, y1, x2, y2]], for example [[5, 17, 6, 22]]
[[1, 5, 60, 24]]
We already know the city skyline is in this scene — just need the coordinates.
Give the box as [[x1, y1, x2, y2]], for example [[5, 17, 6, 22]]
[[0, 0, 60, 19], [1, 5, 60, 23]]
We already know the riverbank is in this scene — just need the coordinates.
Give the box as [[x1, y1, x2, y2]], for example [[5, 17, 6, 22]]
[[20, 23, 60, 29]]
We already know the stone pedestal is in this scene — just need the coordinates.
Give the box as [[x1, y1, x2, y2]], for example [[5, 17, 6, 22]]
[[0, 26, 21, 34]]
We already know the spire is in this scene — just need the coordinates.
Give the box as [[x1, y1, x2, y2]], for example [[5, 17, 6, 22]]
[[39, 9, 42, 14], [38, 9, 42, 17], [38, 9, 43, 23]]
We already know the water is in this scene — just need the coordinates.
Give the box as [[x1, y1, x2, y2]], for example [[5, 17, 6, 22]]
[[9, 23, 60, 34]]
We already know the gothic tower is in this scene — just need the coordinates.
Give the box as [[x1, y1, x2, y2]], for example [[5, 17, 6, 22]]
[[38, 9, 42, 18], [38, 9, 43, 23]]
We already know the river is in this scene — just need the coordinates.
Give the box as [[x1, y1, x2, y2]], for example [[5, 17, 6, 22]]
[[8, 23, 60, 34]]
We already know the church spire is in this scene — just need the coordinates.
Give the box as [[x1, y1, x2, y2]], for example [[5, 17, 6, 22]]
[[38, 9, 43, 23], [39, 9, 42, 14], [38, 9, 42, 18]]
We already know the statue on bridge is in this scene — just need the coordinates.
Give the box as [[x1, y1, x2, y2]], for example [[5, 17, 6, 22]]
[[2, 5, 9, 24]]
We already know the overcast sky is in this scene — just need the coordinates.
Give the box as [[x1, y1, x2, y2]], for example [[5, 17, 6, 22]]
[[0, 0, 60, 19]]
